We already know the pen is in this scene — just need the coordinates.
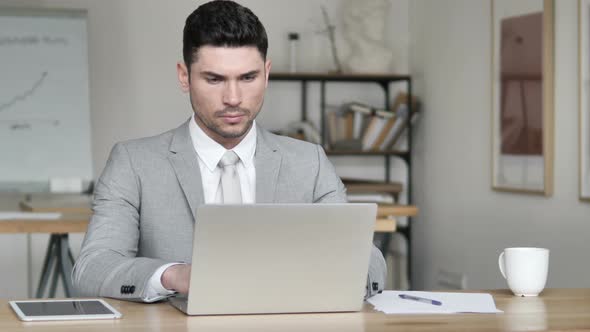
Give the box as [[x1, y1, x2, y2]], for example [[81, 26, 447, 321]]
[[399, 294, 442, 306]]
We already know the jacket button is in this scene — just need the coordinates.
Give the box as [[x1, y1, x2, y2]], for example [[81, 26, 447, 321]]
[[130, 286, 135, 294]]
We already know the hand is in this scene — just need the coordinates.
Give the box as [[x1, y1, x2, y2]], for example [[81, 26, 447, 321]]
[[161, 264, 191, 294]]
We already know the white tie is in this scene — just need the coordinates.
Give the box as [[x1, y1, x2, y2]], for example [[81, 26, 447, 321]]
[[218, 150, 242, 204]]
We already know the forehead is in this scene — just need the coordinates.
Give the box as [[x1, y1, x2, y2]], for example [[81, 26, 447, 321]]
[[193, 46, 265, 73]]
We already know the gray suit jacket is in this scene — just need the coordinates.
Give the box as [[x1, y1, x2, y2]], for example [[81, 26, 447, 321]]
[[72, 120, 386, 300]]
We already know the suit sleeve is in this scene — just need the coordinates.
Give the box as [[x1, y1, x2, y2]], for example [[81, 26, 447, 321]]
[[312, 145, 347, 203], [72, 143, 170, 300], [312, 145, 387, 298]]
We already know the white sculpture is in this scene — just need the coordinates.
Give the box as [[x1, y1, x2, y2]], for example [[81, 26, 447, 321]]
[[341, 0, 394, 73]]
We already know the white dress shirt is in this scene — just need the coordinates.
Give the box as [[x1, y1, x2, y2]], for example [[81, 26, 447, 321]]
[[142, 115, 257, 302]]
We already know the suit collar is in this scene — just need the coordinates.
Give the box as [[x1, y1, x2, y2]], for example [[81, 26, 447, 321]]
[[255, 127, 282, 203], [169, 119, 194, 154], [168, 119, 204, 220]]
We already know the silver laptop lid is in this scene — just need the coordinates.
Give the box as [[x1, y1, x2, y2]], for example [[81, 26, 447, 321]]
[[186, 203, 376, 315]]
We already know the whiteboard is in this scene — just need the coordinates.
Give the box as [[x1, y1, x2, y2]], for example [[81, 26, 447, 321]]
[[0, 9, 92, 190]]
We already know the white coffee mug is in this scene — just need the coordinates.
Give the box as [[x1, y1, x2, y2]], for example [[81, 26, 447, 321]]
[[498, 247, 549, 297]]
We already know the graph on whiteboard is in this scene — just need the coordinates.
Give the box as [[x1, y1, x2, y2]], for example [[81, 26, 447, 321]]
[[0, 11, 93, 184], [0, 72, 61, 130], [0, 71, 48, 113]]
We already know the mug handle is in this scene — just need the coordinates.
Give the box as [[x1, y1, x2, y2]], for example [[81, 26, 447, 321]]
[[498, 251, 506, 279]]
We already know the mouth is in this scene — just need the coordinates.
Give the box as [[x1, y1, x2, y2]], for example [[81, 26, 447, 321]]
[[220, 113, 246, 124]]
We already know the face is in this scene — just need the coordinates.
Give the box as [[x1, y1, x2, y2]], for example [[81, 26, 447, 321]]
[[177, 46, 271, 149]]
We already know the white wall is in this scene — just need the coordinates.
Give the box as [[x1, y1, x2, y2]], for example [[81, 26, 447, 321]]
[[1, 0, 409, 175], [0, 0, 410, 297], [410, 0, 590, 290]]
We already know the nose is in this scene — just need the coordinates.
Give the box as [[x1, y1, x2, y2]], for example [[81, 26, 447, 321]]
[[222, 81, 242, 107]]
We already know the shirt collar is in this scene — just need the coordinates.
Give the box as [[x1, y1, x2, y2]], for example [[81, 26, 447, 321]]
[[188, 115, 257, 172]]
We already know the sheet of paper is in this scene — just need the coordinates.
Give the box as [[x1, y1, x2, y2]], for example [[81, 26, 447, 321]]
[[367, 291, 503, 314], [0, 212, 62, 220]]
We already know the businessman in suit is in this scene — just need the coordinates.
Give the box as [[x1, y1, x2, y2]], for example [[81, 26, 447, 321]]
[[72, 0, 386, 302]]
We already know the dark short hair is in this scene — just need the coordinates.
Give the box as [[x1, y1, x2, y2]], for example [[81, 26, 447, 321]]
[[183, 0, 268, 70]]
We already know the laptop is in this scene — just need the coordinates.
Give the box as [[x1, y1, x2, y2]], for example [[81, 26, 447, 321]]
[[169, 203, 377, 315]]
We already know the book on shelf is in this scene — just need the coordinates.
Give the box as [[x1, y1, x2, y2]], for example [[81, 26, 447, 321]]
[[348, 102, 375, 139], [360, 108, 395, 151], [340, 102, 399, 151], [390, 110, 421, 151], [344, 111, 354, 140], [349, 93, 420, 152], [373, 93, 418, 151], [326, 103, 367, 150], [379, 103, 409, 151], [383, 93, 421, 151], [326, 108, 351, 148], [371, 113, 398, 150], [325, 93, 420, 152]]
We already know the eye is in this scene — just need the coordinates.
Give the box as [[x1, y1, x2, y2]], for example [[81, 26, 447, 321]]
[[205, 76, 222, 84], [242, 74, 257, 82]]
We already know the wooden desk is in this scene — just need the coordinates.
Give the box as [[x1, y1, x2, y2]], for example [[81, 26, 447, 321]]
[[1, 289, 589, 331]]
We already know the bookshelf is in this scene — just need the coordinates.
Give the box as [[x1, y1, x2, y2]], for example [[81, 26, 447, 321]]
[[268, 72, 416, 285]]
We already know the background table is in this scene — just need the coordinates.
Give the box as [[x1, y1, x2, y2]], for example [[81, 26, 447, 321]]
[[1, 289, 590, 331], [19, 193, 93, 215], [17, 193, 418, 233], [2, 193, 417, 298], [0, 193, 91, 298]]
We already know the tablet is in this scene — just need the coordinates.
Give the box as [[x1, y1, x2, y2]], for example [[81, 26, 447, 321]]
[[9, 299, 122, 321]]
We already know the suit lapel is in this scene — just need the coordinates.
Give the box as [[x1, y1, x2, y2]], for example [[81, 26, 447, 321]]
[[168, 120, 204, 221], [255, 127, 282, 203]]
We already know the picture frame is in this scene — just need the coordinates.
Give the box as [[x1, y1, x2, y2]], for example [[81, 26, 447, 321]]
[[579, 0, 590, 201], [491, 0, 555, 195]]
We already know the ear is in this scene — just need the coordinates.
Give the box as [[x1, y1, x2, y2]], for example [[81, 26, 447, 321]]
[[177, 62, 190, 93], [264, 59, 272, 88]]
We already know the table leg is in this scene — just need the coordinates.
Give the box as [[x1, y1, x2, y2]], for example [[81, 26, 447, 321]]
[[379, 233, 392, 258], [379, 233, 392, 287], [59, 235, 73, 297], [27, 234, 32, 298], [49, 254, 60, 298], [35, 233, 77, 298], [35, 235, 57, 298]]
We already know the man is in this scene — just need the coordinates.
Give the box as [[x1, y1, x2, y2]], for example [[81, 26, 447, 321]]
[[73, 0, 386, 302]]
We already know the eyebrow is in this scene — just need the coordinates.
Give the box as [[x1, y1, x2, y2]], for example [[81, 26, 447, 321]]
[[239, 70, 261, 78], [199, 70, 261, 79]]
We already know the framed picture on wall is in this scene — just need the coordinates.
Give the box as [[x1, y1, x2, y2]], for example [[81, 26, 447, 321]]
[[491, 0, 555, 195], [580, 0, 590, 201]]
